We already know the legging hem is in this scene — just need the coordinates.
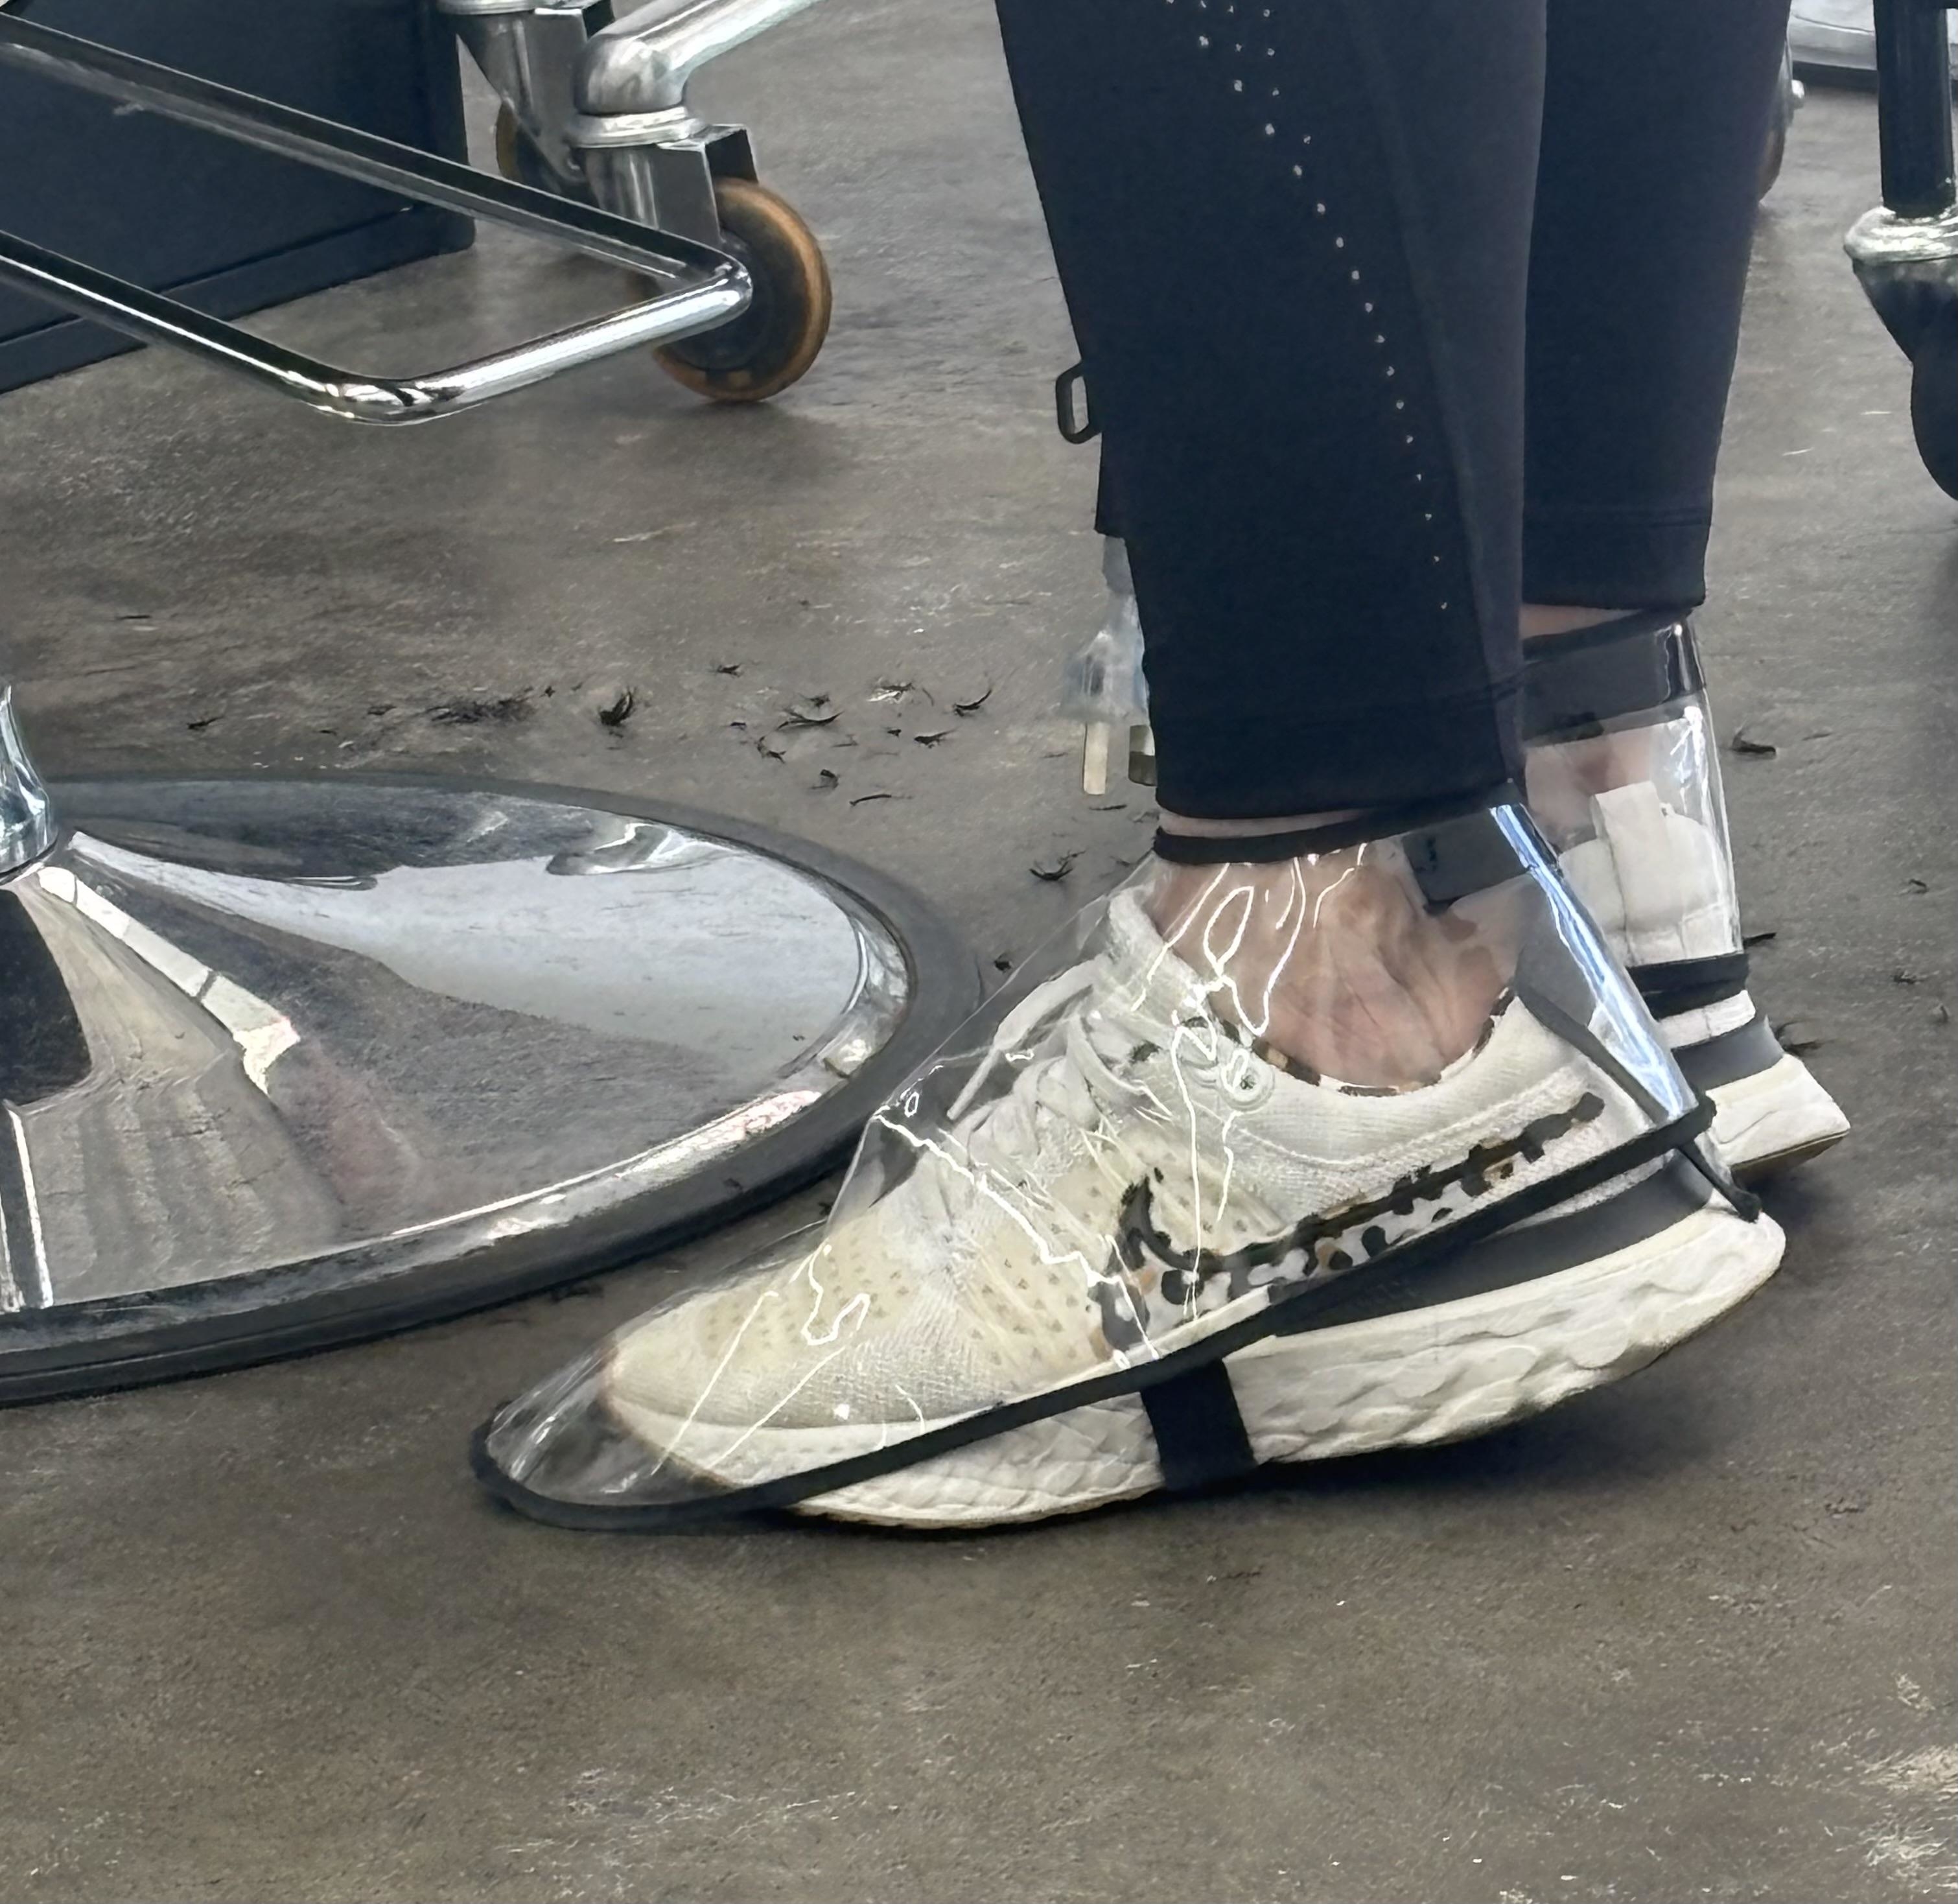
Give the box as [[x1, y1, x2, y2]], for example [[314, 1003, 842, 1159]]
[[1152, 677, 1524, 819], [1522, 503, 1713, 609]]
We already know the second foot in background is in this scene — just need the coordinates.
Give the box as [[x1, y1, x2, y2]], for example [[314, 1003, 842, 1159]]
[[1521, 613, 1851, 1181], [1060, 563, 1851, 1181]]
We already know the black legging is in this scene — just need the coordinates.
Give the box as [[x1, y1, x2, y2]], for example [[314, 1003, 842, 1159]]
[[994, 0, 1792, 821]]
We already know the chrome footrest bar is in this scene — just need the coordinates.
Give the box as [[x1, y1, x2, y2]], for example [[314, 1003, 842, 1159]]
[[0, 13, 749, 423], [576, 0, 828, 117]]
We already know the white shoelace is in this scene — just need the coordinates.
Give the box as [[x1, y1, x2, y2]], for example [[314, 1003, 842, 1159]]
[[891, 949, 1259, 1258], [887, 959, 1160, 1238]]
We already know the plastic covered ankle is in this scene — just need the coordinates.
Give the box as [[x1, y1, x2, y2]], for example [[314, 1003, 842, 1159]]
[[1063, 538, 1152, 792], [474, 799, 1746, 1531], [1522, 616, 1744, 990], [1060, 539, 1150, 728]]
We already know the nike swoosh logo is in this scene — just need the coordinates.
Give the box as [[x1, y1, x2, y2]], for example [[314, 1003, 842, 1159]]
[[1112, 1090, 1609, 1318]]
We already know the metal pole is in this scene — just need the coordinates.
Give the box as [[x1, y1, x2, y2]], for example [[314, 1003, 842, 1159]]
[[1873, 0, 1957, 217]]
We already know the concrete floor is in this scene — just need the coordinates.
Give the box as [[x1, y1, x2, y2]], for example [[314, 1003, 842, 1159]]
[[1, 9, 1953, 1900]]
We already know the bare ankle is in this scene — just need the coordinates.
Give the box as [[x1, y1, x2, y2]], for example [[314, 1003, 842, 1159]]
[[1521, 604, 1626, 641]]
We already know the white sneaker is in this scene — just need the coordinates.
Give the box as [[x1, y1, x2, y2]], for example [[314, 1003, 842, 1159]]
[[477, 814, 1782, 1531], [1559, 782, 1850, 1179], [1523, 612, 1849, 1182]]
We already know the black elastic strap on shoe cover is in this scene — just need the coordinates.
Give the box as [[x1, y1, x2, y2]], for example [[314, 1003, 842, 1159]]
[[1522, 613, 1703, 741], [1403, 805, 1535, 910], [1631, 952, 1752, 1018], [1152, 793, 1550, 921], [1679, 1125, 1762, 1221], [1151, 786, 1518, 869], [1675, 1011, 1783, 1092], [1141, 1359, 1256, 1492]]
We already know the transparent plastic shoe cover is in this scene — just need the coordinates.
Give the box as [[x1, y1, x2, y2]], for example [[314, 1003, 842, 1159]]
[[1522, 615, 1743, 983], [476, 799, 1747, 1530], [1061, 539, 1150, 729], [1064, 539, 1153, 793]]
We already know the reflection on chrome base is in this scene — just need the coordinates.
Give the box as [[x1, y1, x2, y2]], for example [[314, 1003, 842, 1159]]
[[0, 773, 975, 1401]]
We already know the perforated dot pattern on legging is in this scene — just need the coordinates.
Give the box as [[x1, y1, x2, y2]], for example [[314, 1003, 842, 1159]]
[[1169, 0, 1456, 616]]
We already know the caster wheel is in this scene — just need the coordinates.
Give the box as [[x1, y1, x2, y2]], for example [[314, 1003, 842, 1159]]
[[1911, 313, 1957, 500], [492, 102, 583, 199], [653, 176, 832, 403]]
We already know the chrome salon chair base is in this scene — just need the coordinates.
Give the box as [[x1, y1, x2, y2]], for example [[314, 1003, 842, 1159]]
[[0, 697, 975, 1402]]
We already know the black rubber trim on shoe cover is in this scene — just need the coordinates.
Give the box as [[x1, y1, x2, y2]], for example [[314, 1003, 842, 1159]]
[[1285, 1151, 1714, 1331], [1404, 806, 1536, 910], [1521, 613, 1703, 742], [1150, 785, 1521, 869], [470, 1099, 1718, 1532], [1631, 952, 1753, 1019], [1141, 1359, 1257, 1492], [1674, 1012, 1784, 1093]]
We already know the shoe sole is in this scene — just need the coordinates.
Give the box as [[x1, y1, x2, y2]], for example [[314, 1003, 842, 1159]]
[[609, 1202, 1785, 1529], [1708, 1052, 1850, 1183]]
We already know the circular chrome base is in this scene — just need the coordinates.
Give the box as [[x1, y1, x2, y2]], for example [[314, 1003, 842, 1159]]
[[0, 775, 977, 1402]]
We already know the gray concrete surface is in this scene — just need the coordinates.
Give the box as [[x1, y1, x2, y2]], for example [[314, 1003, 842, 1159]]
[[1, 9, 1953, 1900]]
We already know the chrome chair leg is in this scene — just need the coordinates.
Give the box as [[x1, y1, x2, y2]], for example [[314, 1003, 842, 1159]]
[[569, 0, 827, 239], [437, 0, 612, 193]]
